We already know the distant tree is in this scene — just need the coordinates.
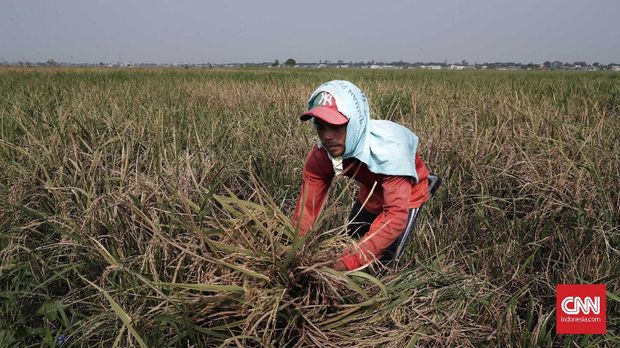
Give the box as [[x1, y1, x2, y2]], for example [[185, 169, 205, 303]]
[[593, 62, 600, 67], [46, 59, 58, 66], [461, 59, 468, 66], [284, 58, 296, 67], [543, 61, 551, 69], [272, 59, 279, 67]]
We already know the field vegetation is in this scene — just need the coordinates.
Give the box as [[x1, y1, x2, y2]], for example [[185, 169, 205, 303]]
[[0, 67, 618, 346]]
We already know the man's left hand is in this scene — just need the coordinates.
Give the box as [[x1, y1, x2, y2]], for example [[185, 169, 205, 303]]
[[332, 260, 347, 271]]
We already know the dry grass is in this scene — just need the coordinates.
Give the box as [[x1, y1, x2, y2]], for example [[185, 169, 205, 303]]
[[0, 67, 618, 346]]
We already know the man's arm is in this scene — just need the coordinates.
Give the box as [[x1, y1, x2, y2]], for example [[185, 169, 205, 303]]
[[339, 175, 412, 269], [292, 145, 334, 236]]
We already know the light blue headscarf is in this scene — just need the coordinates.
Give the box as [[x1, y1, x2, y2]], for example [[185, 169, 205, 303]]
[[308, 80, 420, 182]]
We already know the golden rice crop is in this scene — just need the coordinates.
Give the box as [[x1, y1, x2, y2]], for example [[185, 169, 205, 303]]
[[0, 67, 618, 346]]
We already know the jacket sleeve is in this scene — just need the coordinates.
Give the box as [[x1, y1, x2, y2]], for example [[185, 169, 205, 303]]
[[292, 145, 334, 236], [339, 175, 412, 269]]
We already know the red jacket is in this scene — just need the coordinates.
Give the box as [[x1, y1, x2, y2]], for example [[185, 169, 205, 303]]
[[292, 145, 430, 270]]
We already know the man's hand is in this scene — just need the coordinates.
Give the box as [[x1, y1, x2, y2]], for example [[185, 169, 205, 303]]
[[332, 260, 347, 271]]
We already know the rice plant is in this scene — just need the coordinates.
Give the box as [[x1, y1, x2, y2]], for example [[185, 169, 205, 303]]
[[0, 67, 618, 346]]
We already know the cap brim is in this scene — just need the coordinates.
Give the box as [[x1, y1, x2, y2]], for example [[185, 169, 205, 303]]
[[300, 106, 348, 125]]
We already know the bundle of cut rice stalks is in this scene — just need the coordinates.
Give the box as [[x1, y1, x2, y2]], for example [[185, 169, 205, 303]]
[[75, 182, 504, 347]]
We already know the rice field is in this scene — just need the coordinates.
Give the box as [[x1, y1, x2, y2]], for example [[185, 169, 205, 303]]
[[0, 67, 618, 347]]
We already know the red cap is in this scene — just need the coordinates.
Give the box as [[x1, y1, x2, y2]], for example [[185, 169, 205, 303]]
[[300, 91, 348, 125]]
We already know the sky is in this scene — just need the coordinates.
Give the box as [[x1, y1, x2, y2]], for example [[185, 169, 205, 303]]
[[1, 0, 619, 65]]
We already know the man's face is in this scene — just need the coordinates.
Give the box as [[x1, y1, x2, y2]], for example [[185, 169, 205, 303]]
[[314, 118, 347, 157]]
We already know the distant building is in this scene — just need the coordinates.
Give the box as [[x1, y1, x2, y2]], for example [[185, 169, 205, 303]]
[[420, 65, 442, 70], [370, 64, 399, 69]]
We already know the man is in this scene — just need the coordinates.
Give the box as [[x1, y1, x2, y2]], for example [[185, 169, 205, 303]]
[[292, 80, 439, 271]]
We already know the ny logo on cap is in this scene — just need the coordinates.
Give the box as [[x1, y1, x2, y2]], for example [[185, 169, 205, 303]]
[[317, 92, 335, 107]]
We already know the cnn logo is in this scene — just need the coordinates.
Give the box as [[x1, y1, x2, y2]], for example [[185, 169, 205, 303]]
[[556, 284, 606, 334], [560, 296, 600, 315]]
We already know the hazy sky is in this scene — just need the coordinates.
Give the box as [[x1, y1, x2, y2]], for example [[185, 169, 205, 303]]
[[1, 0, 619, 64]]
